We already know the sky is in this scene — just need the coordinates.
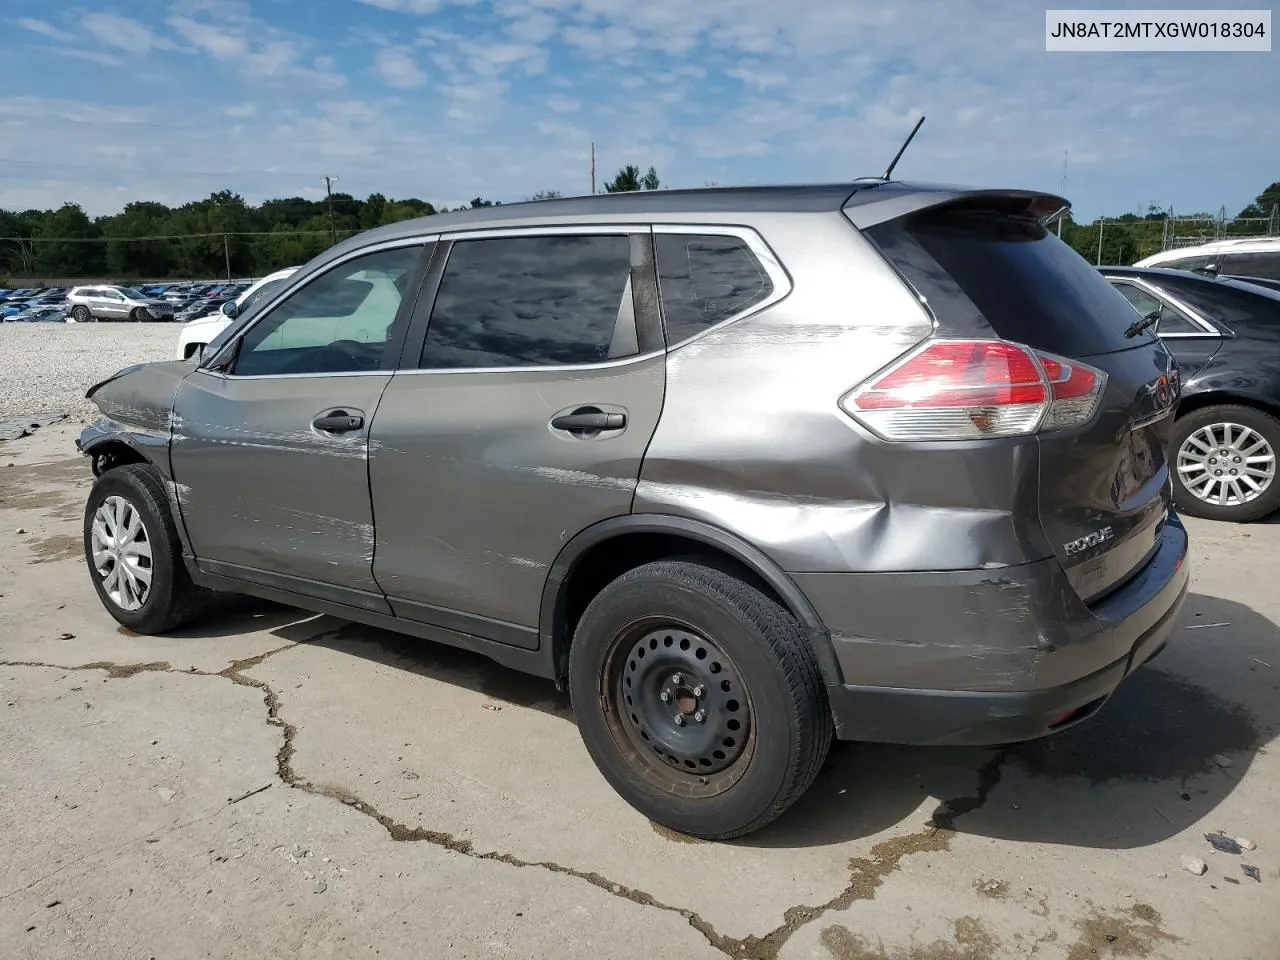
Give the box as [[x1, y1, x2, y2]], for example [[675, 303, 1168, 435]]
[[1, 0, 1276, 221]]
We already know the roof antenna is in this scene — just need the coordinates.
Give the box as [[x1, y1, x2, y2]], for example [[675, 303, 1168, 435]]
[[880, 115, 925, 181]]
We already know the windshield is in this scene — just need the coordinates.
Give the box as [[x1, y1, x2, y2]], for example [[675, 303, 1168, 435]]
[[239, 276, 289, 315]]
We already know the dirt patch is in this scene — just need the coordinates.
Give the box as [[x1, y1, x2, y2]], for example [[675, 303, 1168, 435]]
[[0, 457, 88, 520], [819, 916, 998, 960], [973, 878, 1009, 899], [650, 822, 708, 844], [29, 532, 82, 564], [1063, 904, 1178, 960]]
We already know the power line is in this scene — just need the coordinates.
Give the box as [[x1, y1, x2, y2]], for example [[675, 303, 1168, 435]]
[[0, 230, 348, 243]]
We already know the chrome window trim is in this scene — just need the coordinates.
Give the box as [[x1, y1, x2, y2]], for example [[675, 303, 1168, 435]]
[[204, 235, 438, 377], [407, 224, 659, 375], [649, 223, 793, 351], [1103, 275, 1222, 338]]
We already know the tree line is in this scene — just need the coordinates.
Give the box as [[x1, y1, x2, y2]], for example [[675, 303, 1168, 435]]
[[2, 167, 1274, 283]]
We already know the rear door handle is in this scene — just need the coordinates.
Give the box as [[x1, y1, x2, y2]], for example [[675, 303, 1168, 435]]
[[313, 411, 364, 433], [551, 411, 626, 432]]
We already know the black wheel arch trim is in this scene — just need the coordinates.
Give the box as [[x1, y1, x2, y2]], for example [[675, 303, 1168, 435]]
[[539, 513, 844, 689]]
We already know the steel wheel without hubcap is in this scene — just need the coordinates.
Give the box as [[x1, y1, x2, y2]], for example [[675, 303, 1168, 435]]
[[607, 623, 754, 797], [90, 495, 154, 611], [1177, 422, 1276, 507]]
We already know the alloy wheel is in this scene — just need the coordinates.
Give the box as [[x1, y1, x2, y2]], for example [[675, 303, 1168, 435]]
[[1177, 421, 1276, 507]]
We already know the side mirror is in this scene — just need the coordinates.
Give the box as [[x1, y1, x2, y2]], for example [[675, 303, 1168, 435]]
[[220, 300, 240, 319]]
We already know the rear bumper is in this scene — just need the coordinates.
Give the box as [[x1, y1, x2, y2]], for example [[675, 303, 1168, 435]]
[[797, 513, 1190, 745]]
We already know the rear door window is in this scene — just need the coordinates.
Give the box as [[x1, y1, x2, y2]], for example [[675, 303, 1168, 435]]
[[1221, 251, 1280, 280], [419, 234, 637, 369], [1160, 254, 1218, 274], [1108, 280, 1202, 335], [866, 207, 1154, 355], [655, 233, 774, 346]]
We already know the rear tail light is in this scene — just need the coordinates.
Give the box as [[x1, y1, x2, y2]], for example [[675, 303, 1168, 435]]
[[842, 339, 1106, 442]]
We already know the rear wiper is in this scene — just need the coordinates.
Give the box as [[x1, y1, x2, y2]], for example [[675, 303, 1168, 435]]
[[1124, 309, 1161, 339]]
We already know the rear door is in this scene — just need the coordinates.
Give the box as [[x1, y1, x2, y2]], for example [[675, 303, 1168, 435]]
[[369, 228, 666, 645], [98, 289, 129, 320], [862, 199, 1178, 604]]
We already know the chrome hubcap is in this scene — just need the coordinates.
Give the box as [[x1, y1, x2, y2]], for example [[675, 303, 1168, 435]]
[[1177, 422, 1275, 507], [90, 496, 154, 610]]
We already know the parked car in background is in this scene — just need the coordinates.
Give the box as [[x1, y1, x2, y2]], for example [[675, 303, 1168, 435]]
[[176, 266, 299, 359], [66, 285, 177, 323], [81, 183, 1188, 840], [1100, 265, 1280, 522], [1135, 237, 1280, 281], [11, 305, 68, 323]]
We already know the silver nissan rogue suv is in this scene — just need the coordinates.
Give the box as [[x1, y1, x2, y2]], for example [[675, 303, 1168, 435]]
[[76, 180, 1190, 839]]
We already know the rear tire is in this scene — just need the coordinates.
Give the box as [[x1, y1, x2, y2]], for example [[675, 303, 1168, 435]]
[[71, 305, 91, 323], [1170, 404, 1280, 522], [568, 560, 832, 840], [83, 464, 213, 633]]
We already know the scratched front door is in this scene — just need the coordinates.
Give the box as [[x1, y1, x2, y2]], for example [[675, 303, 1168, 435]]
[[168, 243, 428, 612]]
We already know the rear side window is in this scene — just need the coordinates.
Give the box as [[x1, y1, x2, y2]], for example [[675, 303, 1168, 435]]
[[1221, 251, 1280, 281], [655, 233, 773, 346], [1108, 280, 1202, 335], [1160, 255, 1218, 274], [867, 207, 1152, 355], [420, 235, 636, 369]]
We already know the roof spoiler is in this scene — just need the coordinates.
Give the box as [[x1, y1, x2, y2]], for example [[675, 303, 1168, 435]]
[[842, 182, 1070, 231]]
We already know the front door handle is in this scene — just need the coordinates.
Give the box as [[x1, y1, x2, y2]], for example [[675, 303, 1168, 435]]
[[313, 411, 364, 433], [551, 411, 626, 432]]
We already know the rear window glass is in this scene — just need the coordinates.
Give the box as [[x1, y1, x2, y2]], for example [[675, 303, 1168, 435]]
[[868, 208, 1152, 356], [655, 233, 774, 346], [1221, 251, 1280, 281]]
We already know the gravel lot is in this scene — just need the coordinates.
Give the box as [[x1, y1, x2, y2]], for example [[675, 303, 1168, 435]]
[[0, 325, 178, 421]]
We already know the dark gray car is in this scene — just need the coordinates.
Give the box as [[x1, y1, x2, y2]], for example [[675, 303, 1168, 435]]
[[76, 181, 1190, 839]]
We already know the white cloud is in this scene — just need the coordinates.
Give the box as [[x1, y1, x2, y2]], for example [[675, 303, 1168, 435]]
[[224, 103, 258, 118], [16, 17, 65, 41], [546, 96, 580, 114], [168, 15, 248, 59], [82, 12, 179, 54], [374, 47, 427, 88]]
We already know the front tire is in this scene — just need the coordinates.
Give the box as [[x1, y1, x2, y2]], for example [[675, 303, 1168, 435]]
[[568, 560, 832, 840], [1171, 404, 1280, 522], [129, 307, 148, 323], [83, 464, 212, 633]]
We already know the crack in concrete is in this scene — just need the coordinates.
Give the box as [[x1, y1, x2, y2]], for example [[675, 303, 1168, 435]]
[[2, 648, 1008, 959]]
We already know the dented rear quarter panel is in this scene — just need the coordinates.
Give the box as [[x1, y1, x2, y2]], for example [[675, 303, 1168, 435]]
[[634, 210, 1055, 576]]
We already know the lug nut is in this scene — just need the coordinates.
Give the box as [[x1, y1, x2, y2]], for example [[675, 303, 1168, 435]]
[[671, 673, 682, 685], [694, 710, 706, 723], [674, 714, 685, 726], [660, 690, 670, 702], [692, 685, 704, 697]]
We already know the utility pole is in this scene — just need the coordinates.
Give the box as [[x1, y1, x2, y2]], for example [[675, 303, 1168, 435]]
[[590, 142, 596, 195], [324, 175, 339, 244], [223, 233, 231, 281], [1096, 219, 1105, 266]]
